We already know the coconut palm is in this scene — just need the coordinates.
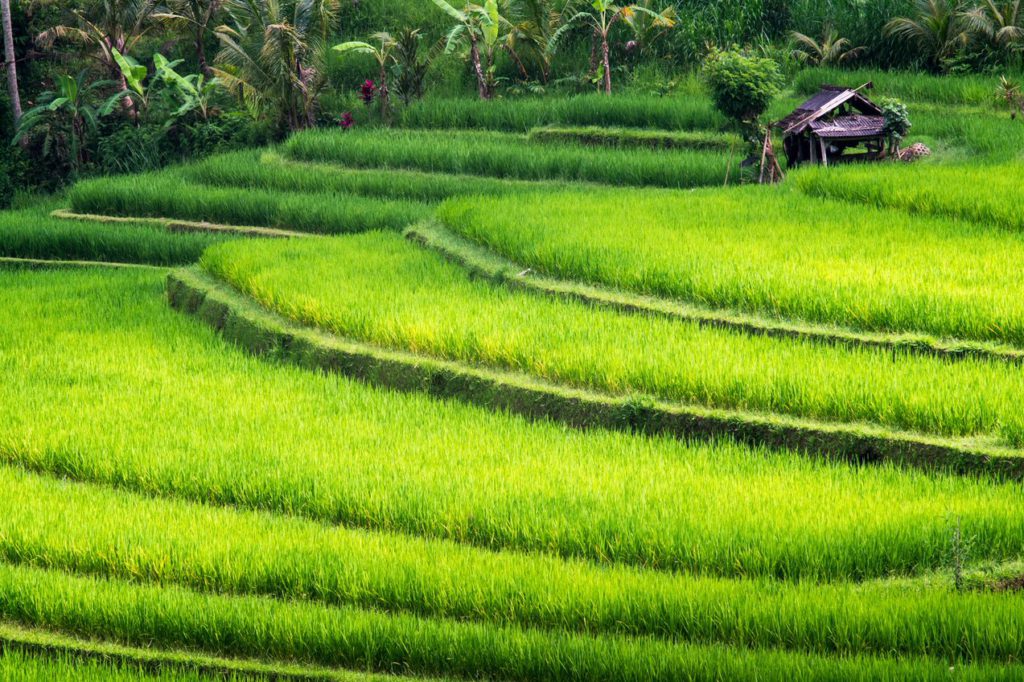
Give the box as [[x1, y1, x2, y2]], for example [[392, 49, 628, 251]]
[[789, 24, 865, 65], [2, 0, 21, 125], [963, 0, 1024, 52], [884, 0, 971, 70], [621, 0, 676, 60], [432, 0, 503, 99], [154, 0, 224, 76], [501, 0, 571, 83], [36, 0, 161, 114], [213, 0, 340, 131]]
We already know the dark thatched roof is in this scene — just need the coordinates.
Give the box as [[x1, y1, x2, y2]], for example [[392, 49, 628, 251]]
[[777, 85, 884, 137]]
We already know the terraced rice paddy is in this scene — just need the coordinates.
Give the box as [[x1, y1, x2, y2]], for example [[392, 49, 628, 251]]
[[200, 233, 1024, 447], [5, 73, 1024, 679], [436, 186, 1024, 347]]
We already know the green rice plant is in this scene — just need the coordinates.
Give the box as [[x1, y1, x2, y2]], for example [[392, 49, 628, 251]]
[[526, 126, 738, 151], [0, 649, 261, 681], [796, 162, 1024, 232], [0, 204, 221, 266], [5, 465, 1024, 663], [181, 151, 573, 203], [5, 267, 1024, 579], [396, 94, 726, 132], [438, 186, 1024, 348], [68, 174, 431, 234], [282, 129, 736, 188], [201, 233, 1024, 447], [0, 560, 1020, 681], [792, 67, 1006, 107]]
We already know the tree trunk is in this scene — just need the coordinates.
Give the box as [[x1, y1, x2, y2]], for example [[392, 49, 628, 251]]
[[195, 26, 211, 78], [601, 34, 611, 95], [378, 63, 390, 122], [587, 28, 600, 77], [470, 37, 489, 99], [1, 0, 22, 126]]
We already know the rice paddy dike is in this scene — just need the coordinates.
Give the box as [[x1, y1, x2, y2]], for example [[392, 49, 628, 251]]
[[5, 68, 1024, 678]]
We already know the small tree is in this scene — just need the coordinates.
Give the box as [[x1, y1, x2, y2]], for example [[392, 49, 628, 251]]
[[879, 97, 912, 156], [433, 0, 502, 100], [702, 47, 782, 141]]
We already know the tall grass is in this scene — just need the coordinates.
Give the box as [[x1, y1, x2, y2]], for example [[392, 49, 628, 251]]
[[796, 163, 1024, 231], [792, 68, 1006, 107], [69, 174, 430, 233], [396, 94, 726, 132], [0, 205, 221, 265], [437, 186, 1024, 347], [0, 648, 264, 681], [182, 152, 572, 203], [282, 129, 735, 188], [526, 126, 738, 151], [4, 267, 1024, 579], [202, 233, 1024, 446], [4, 465, 1024, 663]]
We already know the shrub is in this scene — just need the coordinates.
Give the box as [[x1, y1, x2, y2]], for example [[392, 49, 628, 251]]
[[701, 47, 783, 137]]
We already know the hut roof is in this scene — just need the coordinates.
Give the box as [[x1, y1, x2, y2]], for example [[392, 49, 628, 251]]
[[777, 85, 884, 136], [809, 114, 886, 139]]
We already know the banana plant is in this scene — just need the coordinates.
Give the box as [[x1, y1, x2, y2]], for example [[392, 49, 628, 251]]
[[12, 71, 127, 173], [113, 48, 219, 123], [432, 0, 503, 99], [550, 0, 671, 95], [333, 33, 397, 119]]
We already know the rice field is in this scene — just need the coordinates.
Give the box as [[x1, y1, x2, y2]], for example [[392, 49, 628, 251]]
[[5, 71, 1024, 679], [436, 186, 1024, 347], [1, 266, 1024, 678], [796, 162, 1024, 231], [200, 233, 1024, 447], [282, 129, 736, 187]]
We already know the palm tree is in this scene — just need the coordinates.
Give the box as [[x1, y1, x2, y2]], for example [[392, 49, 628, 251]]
[[36, 0, 161, 114], [213, 0, 340, 131], [884, 0, 971, 70], [500, 0, 570, 83], [550, 0, 665, 95], [789, 24, 865, 65], [432, 0, 502, 99], [333, 32, 396, 120], [2, 0, 21, 125], [963, 0, 1024, 53], [621, 0, 676, 60], [154, 0, 224, 76]]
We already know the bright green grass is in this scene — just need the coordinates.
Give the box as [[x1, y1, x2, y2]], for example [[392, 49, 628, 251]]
[[4, 268, 1024, 579], [438, 186, 1024, 348], [181, 151, 573, 203], [5, 464, 1024, 663], [0, 204, 221, 266], [282, 129, 735, 188], [1, 561, 1022, 681], [796, 162, 1024, 233], [0, 649, 255, 681], [69, 173, 430, 233], [396, 93, 726, 132], [202, 233, 1024, 446]]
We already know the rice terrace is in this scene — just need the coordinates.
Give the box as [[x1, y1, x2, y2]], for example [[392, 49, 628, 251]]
[[4, 0, 1024, 679]]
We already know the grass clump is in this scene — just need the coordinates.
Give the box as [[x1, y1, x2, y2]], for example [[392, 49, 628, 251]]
[[438, 187, 1024, 348], [4, 267, 1024, 579], [282, 129, 735, 188], [202, 233, 1024, 446], [69, 173, 430, 234]]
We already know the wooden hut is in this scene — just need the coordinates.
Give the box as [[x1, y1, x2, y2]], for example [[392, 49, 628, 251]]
[[777, 84, 887, 167]]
